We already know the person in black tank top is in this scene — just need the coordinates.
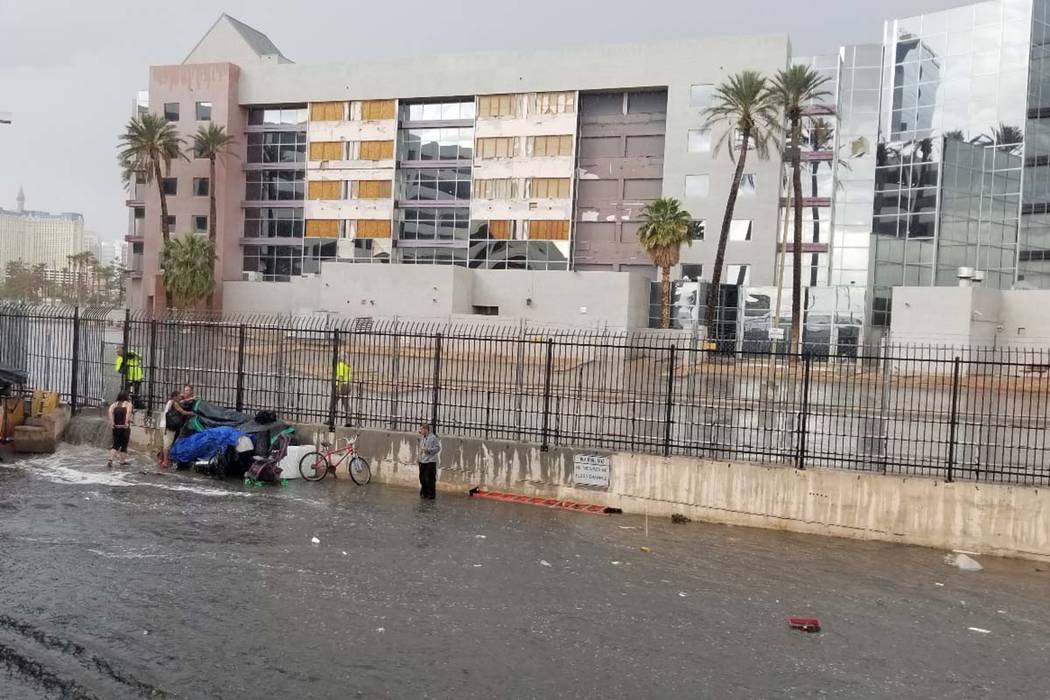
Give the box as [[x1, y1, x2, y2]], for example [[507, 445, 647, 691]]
[[108, 391, 133, 467]]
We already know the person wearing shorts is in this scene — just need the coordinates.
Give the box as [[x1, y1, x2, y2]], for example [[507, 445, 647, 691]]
[[159, 390, 180, 467], [108, 391, 133, 467]]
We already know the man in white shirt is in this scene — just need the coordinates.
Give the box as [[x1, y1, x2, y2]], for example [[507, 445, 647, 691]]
[[417, 423, 440, 500]]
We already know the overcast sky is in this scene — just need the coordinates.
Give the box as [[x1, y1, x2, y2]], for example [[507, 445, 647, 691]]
[[0, 0, 966, 240]]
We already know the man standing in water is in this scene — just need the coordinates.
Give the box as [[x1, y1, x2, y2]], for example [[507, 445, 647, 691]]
[[417, 423, 440, 500]]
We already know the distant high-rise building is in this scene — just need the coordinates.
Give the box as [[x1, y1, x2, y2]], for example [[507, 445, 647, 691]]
[[0, 189, 86, 273]]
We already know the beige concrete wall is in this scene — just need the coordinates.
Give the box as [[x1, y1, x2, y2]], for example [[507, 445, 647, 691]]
[[303, 426, 1050, 562]]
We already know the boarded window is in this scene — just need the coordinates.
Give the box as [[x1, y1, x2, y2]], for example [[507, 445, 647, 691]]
[[477, 94, 520, 118], [359, 140, 394, 160], [309, 141, 344, 160], [623, 179, 663, 200], [528, 220, 570, 240], [488, 220, 514, 239], [356, 220, 391, 238], [305, 219, 340, 237], [476, 137, 519, 159], [575, 222, 616, 241], [528, 135, 573, 157], [307, 180, 342, 200], [578, 136, 622, 158], [351, 180, 392, 199], [576, 179, 619, 204], [625, 135, 665, 157], [474, 179, 519, 199], [310, 102, 344, 121], [527, 178, 570, 199], [360, 100, 396, 120], [626, 90, 667, 114], [529, 91, 576, 115]]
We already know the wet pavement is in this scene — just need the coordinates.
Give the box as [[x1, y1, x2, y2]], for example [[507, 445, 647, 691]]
[[1, 446, 1048, 699]]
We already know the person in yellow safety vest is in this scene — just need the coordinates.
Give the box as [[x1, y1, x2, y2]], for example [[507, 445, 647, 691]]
[[335, 354, 353, 425], [115, 344, 144, 398]]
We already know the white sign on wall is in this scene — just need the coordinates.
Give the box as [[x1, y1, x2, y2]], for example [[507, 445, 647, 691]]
[[573, 454, 611, 488]]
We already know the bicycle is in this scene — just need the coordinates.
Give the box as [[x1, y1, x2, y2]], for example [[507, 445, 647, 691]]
[[298, 437, 371, 484]]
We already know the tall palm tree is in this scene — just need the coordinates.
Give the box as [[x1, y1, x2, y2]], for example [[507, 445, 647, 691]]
[[190, 124, 237, 308], [701, 71, 778, 337], [66, 251, 98, 306], [162, 234, 216, 308], [768, 66, 831, 352], [637, 198, 694, 329], [117, 112, 184, 309]]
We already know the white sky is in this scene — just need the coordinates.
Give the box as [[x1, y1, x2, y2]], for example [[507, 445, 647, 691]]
[[0, 0, 966, 240]]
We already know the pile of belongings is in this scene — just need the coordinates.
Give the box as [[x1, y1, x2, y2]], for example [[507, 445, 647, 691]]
[[169, 401, 294, 480]]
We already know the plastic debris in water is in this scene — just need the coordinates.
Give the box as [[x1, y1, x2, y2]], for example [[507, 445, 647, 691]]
[[539, 560, 551, 567], [640, 546, 651, 553], [678, 592, 688, 598], [376, 627, 385, 633], [789, 617, 822, 633], [475, 535, 486, 539], [611, 561, 622, 566], [473, 564, 483, 568], [945, 553, 983, 571], [311, 537, 320, 545], [341, 551, 348, 556], [934, 582, 945, 587], [968, 627, 991, 634]]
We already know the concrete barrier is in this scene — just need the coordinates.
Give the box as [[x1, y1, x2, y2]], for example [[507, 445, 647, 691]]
[[294, 424, 1050, 563]]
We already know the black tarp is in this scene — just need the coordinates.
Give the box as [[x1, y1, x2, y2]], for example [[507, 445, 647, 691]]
[[0, 366, 28, 393], [182, 400, 291, 454]]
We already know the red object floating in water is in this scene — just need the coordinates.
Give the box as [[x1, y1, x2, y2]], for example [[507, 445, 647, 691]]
[[789, 617, 821, 632], [468, 487, 608, 514]]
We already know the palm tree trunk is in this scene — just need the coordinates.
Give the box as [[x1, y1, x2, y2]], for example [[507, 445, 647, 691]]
[[704, 126, 752, 339], [810, 161, 820, 287], [154, 160, 173, 311], [789, 118, 804, 353], [207, 155, 218, 310], [661, 264, 671, 329]]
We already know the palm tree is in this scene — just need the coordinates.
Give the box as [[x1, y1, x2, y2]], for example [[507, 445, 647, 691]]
[[637, 198, 694, 329], [66, 251, 98, 305], [768, 66, 831, 352], [190, 124, 237, 308], [162, 234, 216, 308], [701, 71, 778, 337], [117, 112, 184, 308]]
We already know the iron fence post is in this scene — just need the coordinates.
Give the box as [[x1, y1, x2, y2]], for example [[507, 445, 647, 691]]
[[120, 307, 130, 392], [540, 338, 554, 451], [146, 318, 157, 420], [328, 329, 340, 432], [797, 353, 812, 470], [69, 307, 80, 414], [664, 344, 676, 457], [947, 355, 961, 483], [235, 323, 246, 413], [431, 333, 443, 433]]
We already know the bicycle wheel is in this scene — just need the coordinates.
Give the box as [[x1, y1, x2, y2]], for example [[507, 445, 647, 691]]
[[299, 452, 331, 481], [348, 456, 371, 485]]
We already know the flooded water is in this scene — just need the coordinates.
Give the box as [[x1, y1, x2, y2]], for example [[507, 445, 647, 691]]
[[1, 446, 1048, 699]]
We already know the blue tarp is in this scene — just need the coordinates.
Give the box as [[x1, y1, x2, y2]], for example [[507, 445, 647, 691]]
[[168, 427, 243, 465]]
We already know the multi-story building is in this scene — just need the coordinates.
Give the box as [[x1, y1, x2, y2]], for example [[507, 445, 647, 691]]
[[125, 14, 788, 311], [0, 188, 85, 274]]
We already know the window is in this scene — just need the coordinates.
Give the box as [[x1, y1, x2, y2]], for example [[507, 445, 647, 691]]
[[247, 131, 307, 163], [474, 179, 519, 199], [247, 106, 307, 126], [241, 244, 303, 281], [687, 129, 711, 153], [166, 215, 176, 229], [245, 169, 305, 201], [472, 305, 499, 316], [681, 263, 703, 280], [133, 207, 145, 220], [726, 264, 750, 285], [685, 175, 709, 198], [163, 103, 179, 121], [350, 180, 392, 199], [529, 91, 576, 115], [729, 219, 753, 241], [399, 207, 470, 240], [528, 220, 570, 240], [399, 128, 473, 161], [195, 101, 212, 121], [308, 180, 343, 200], [486, 220, 515, 239], [356, 220, 392, 239], [360, 100, 396, 121], [477, 94, 520, 118], [691, 220, 705, 240], [690, 84, 714, 109], [527, 178, 570, 199], [305, 220, 341, 238], [193, 177, 209, 197], [739, 174, 756, 195], [528, 135, 573, 157], [404, 101, 474, 122], [162, 178, 177, 196], [476, 137, 519, 159], [310, 102, 344, 121], [243, 207, 305, 238], [359, 140, 394, 160], [627, 90, 667, 114], [192, 215, 208, 233], [399, 167, 472, 201], [309, 142, 344, 161]]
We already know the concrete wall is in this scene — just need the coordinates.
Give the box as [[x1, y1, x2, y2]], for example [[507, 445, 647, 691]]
[[298, 426, 1050, 562], [891, 286, 1050, 347], [222, 265, 651, 327]]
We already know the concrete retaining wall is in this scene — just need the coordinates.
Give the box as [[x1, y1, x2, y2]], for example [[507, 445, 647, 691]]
[[294, 424, 1050, 562]]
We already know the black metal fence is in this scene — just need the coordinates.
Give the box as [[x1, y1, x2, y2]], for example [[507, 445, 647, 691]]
[[2, 304, 1050, 486]]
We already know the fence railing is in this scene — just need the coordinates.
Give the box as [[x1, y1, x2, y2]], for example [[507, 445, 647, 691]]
[[2, 304, 1050, 486]]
